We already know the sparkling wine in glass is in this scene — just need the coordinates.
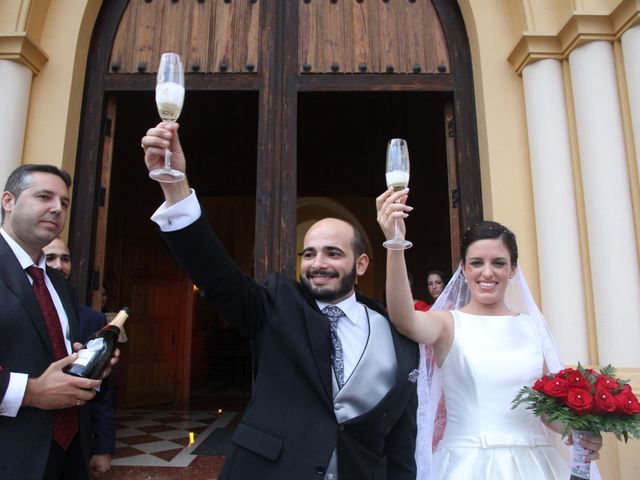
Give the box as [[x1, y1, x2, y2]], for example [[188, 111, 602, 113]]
[[149, 52, 185, 183], [383, 138, 412, 250]]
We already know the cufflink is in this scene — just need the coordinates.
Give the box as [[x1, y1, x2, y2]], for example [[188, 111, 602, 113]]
[[408, 369, 419, 383]]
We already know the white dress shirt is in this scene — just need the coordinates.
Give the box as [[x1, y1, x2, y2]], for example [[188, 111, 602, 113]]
[[0, 228, 72, 417], [316, 294, 369, 383]]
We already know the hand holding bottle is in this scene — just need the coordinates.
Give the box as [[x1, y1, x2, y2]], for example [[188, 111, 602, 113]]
[[22, 355, 99, 410], [65, 308, 128, 380]]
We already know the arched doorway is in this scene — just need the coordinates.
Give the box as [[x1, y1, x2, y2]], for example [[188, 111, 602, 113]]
[[70, 0, 481, 408]]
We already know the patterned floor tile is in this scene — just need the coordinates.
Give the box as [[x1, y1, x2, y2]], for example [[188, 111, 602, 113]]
[[111, 409, 235, 469]]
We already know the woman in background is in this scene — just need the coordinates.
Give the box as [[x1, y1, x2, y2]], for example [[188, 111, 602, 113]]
[[425, 270, 447, 309]]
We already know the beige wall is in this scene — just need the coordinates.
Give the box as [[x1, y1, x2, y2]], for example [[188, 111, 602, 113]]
[[459, 1, 541, 296], [0, 0, 100, 178], [23, 0, 100, 179]]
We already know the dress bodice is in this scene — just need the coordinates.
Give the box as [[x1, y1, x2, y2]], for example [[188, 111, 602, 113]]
[[427, 312, 570, 479], [439, 310, 550, 449]]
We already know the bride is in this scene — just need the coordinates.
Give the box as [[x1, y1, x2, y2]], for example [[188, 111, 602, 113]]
[[376, 187, 602, 479]]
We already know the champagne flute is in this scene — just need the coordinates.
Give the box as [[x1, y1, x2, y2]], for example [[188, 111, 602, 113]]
[[149, 52, 185, 183], [383, 138, 413, 250]]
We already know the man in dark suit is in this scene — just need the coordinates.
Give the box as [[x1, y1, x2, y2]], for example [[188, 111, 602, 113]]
[[44, 237, 117, 478], [141, 123, 419, 479], [0, 165, 108, 479]]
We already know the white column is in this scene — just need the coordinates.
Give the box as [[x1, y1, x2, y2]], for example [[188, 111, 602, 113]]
[[522, 59, 589, 364], [621, 24, 640, 178], [0, 60, 33, 187], [569, 40, 640, 366]]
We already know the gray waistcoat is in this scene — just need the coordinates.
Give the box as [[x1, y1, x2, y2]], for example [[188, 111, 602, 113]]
[[325, 306, 397, 479]]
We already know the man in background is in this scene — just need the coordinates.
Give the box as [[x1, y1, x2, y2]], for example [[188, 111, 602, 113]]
[[44, 237, 116, 478]]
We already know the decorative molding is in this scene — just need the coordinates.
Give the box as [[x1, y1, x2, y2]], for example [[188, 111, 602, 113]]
[[0, 32, 48, 74], [508, 0, 640, 74]]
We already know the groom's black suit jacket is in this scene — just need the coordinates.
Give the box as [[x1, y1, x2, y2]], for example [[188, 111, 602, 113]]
[[163, 216, 418, 479]]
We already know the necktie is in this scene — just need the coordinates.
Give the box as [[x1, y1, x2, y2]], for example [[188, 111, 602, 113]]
[[322, 305, 345, 389], [26, 266, 78, 450]]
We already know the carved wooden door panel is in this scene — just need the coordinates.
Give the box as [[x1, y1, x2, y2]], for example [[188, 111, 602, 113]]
[[105, 135, 193, 407]]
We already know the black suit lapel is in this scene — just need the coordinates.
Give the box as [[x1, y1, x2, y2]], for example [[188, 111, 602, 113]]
[[299, 284, 333, 401], [0, 236, 56, 359]]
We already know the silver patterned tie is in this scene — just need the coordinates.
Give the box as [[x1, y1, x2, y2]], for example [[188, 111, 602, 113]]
[[322, 305, 345, 389]]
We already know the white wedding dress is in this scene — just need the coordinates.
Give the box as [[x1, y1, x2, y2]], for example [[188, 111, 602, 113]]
[[432, 310, 569, 479]]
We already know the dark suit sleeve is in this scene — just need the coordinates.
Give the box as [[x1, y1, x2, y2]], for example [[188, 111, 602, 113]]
[[161, 215, 270, 340], [0, 366, 9, 404], [384, 387, 418, 478], [77, 305, 116, 455], [89, 373, 116, 454]]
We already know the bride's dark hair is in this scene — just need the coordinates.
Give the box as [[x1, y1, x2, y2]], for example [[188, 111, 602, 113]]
[[461, 221, 518, 266]]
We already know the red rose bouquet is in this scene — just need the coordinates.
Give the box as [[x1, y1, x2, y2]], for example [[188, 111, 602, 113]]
[[512, 364, 640, 479]]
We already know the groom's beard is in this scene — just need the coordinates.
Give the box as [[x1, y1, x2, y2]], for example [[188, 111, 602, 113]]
[[301, 263, 357, 303]]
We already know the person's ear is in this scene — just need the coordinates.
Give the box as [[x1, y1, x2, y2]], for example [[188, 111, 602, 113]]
[[1, 192, 15, 213], [355, 253, 369, 276]]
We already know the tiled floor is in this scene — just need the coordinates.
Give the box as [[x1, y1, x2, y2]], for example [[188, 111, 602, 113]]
[[103, 408, 237, 479]]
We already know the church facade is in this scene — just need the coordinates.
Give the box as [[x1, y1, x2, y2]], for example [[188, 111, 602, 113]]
[[1, 1, 639, 476]]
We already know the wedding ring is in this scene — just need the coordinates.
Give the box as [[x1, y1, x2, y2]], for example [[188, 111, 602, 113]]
[[385, 209, 390, 216], [76, 399, 80, 407], [141, 143, 145, 149]]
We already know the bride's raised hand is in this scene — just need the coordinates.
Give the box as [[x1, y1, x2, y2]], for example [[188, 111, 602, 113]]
[[375, 187, 412, 240]]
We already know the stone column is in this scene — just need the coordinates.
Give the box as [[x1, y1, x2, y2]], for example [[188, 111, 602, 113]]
[[621, 24, 640, 178], [0, 60, 33, 186], [569, 40, 640, 366], [0, 60, 33, 189], [521, 58, 589, 363]]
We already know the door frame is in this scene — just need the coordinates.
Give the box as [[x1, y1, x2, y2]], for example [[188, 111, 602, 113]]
[[70, 0, 481, 302]]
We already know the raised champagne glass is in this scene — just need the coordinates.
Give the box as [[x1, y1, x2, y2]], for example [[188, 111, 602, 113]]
[[149, 52, 185, 183], [383, 138, 412, 250]]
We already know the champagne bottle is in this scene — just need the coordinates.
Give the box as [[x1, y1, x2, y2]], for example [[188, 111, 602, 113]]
[[65, 307, 129, 380]]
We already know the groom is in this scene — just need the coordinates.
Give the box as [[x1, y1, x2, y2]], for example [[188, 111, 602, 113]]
[[141, 122, 419, 479]]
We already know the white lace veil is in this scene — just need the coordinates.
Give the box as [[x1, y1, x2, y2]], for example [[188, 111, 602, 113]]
[[414, 265, 601, 480]]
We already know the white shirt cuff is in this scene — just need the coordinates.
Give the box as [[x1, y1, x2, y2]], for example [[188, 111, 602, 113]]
[[0, 372, 28, 417], [150, 189, 201, 232]]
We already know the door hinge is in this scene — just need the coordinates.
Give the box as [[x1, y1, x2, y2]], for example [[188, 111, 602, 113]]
[[104, 117, 113, 138], [447, 115, 455, 138], [90, 269, 100, 292], [97, 186, 106, 207], [451, 188, 460, 209]]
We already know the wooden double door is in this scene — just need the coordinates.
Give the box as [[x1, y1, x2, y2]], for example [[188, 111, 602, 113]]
[[70, 0, 481, 407]]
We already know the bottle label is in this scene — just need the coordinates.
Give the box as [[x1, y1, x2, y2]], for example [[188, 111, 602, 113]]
[[72, 338, 105, 367]]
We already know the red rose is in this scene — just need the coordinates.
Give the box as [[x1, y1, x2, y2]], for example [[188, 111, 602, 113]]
[[566, 388, 593, 415], [566, 371, 590, 390], [595, 374, 619, 391], [533, 376, 547, 392], [615, 388, 640, 415], [617, 383, 632, 395], [555, 368, 576, 379], [543, 377, 569, 400], [592, 389, 617, 414]]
